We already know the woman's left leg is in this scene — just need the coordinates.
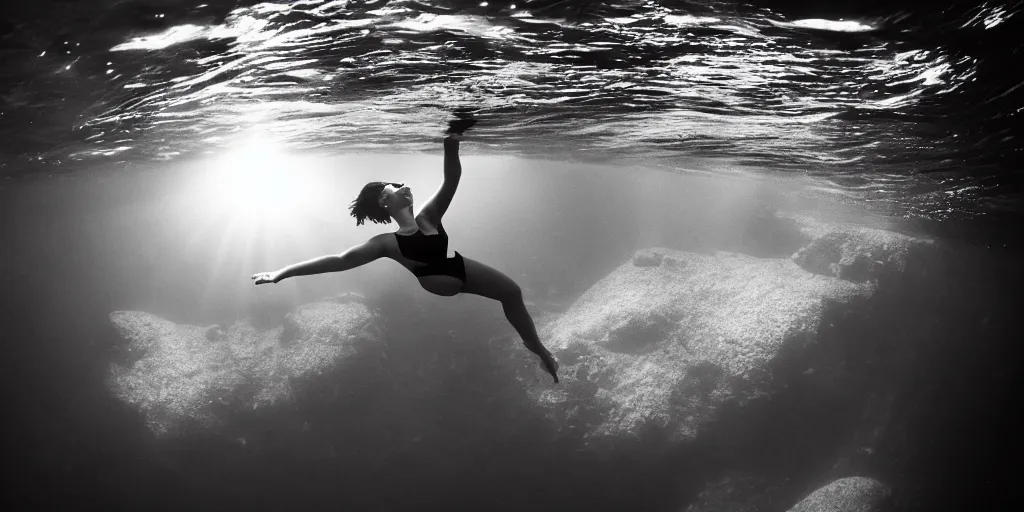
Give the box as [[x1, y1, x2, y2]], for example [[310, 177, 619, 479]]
[[459, 256, 559, 383]]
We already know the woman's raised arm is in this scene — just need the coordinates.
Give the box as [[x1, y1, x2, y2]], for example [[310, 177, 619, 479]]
[[420, 135, 461, 224]]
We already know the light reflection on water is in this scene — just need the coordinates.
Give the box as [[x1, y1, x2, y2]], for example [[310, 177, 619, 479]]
[[1, 0, 1020, 219]]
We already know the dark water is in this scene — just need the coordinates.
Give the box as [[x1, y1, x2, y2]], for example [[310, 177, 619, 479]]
[[2, 1, 1022, 511]]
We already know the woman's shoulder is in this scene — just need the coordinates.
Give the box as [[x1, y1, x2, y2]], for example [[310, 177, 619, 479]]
[[369, 232, 400, 258]]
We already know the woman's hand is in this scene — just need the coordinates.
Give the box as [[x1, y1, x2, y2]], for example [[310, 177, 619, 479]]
[[446, 117, 476, 136], [251, 271, 279, 285]]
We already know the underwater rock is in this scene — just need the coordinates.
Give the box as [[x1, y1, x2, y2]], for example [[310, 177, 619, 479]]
[[786, 477, 890, 512], [522, 247, 874, 443], [632, 249, 665, 267], [785, 214, 934, 283], [106, 298, 381, 438]]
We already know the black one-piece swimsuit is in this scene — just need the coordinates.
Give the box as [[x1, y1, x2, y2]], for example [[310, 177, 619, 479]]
[[394, 223, 467, 282]]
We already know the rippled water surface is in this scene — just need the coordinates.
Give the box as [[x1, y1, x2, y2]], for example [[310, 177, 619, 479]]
[[2, 0, 1022, 218]]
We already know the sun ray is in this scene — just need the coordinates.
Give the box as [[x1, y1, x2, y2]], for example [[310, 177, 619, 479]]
[[173, 131, 339, 318]]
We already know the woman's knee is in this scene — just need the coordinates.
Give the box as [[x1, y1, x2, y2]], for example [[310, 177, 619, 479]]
[[498, 280, 523, 304]]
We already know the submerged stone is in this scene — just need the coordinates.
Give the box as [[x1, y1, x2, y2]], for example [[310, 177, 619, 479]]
[[785, 214, 934, 283], [107, 298, 381, 438], [786, 477, 891, 512], [524, 247, 873, 442]]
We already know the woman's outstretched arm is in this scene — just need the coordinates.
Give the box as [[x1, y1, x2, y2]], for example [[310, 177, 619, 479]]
[[420, 135, 461, 224], [252, 234, 387, 284]]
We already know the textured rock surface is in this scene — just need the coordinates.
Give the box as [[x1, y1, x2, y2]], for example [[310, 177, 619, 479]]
[[107, 295, 381, 437], [515, 213, 938, 445], [785, 214, 934, 283], [787, 477, 891, 512], [524, 247, 874, 442]]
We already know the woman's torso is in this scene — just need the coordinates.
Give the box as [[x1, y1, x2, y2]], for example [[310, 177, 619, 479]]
[[381, 215, 464, 296]]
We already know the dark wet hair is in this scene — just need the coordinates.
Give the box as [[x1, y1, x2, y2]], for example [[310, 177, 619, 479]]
[[349, 181, 392, 226]]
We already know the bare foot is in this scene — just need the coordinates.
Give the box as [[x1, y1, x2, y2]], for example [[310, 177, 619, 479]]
[[539, 352, 559, 384]]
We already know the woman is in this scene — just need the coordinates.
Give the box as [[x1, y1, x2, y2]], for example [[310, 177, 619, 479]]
[[251, 128, 559, 383]]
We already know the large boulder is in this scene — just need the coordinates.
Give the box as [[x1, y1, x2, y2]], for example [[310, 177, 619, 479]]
[[516, 214, 936, 446], [106, 294, 381, 437], [523, 247, 874, 443], [735, 210, 937, 284], [786, 477, 891, 512], [786, 215, 934, 283]]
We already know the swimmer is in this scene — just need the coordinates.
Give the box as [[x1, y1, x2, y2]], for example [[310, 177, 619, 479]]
[[251, 120, 559, 383]]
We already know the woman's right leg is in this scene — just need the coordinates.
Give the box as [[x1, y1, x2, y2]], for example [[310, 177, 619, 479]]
[[458, 256, 559, 383]]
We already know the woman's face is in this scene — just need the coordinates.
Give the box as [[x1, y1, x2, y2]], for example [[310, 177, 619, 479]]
[[379, 182, 413, 211]]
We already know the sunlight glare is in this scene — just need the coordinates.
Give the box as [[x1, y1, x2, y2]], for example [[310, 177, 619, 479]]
[[199, 135, 323, 225]]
